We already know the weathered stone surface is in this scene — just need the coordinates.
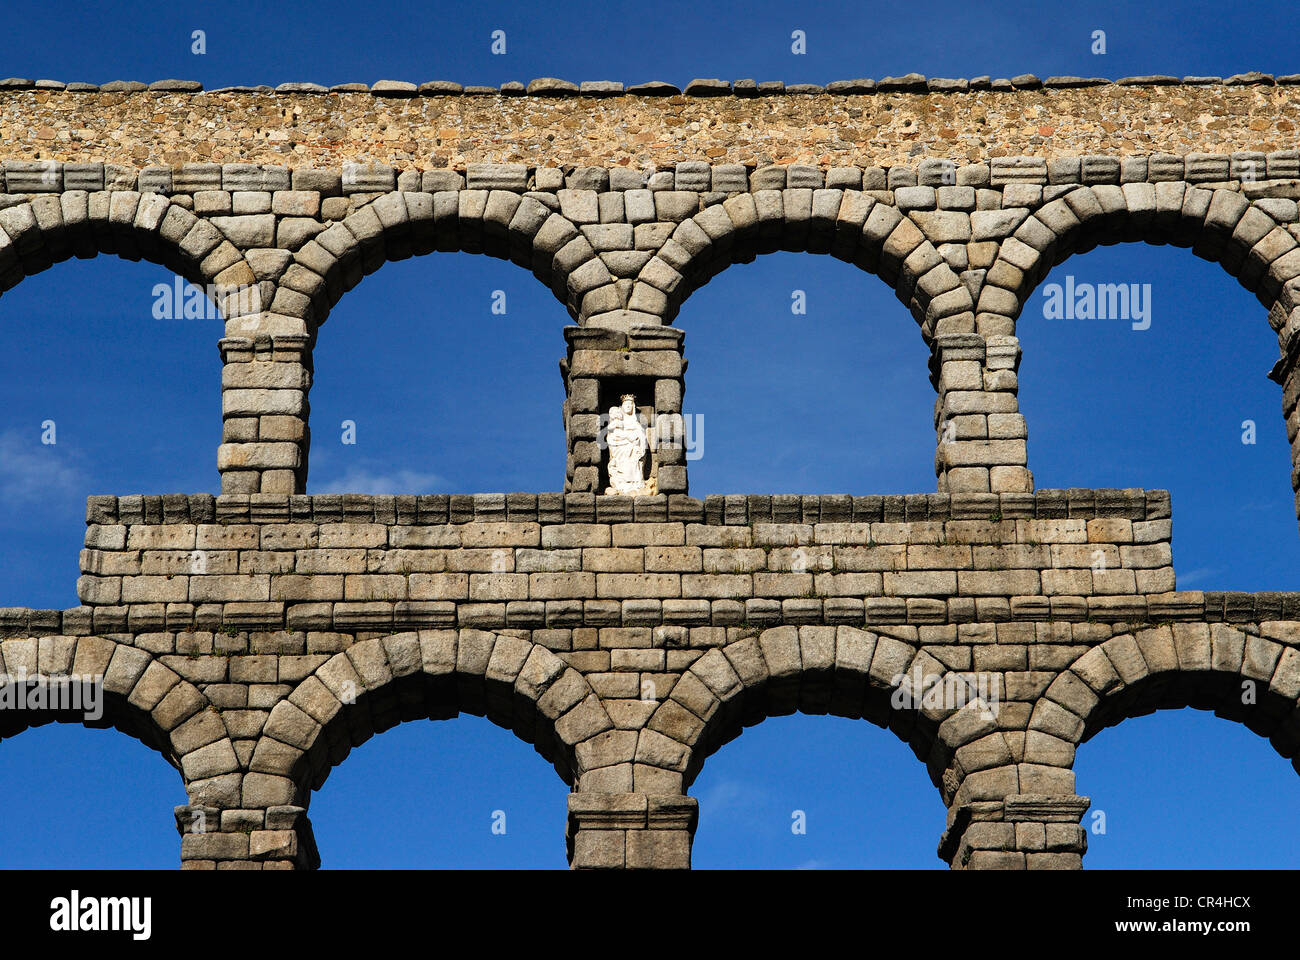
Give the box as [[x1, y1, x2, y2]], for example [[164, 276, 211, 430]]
[[4, 77, 1300, 876]]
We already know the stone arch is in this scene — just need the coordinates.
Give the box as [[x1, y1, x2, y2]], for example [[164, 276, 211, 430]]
[[631, 192, 973, 341], [274, 191, 596, 328], [975, 183, 1300, 514], [250, 191, 602, 496], [625, 192, 976, 495], [1027, 624, 1300, 804], [0, 192, 259, 322], [975, 184, 1300, 339], [0, 191, 268, 495], [0, 635, 237, 808], [640, 625, 1009, 809], [253, 630, 615, 810]]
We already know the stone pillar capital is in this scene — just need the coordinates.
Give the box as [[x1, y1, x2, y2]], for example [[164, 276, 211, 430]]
[[939, 793, 1090, 870], [566, 792, 698, 869]]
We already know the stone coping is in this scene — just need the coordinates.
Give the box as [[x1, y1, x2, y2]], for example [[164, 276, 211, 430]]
[[2, 153, 1295, 197], [82, 489, 1172, 526], [0, 591, 1296, 638], [0, 73, 1292, 96]]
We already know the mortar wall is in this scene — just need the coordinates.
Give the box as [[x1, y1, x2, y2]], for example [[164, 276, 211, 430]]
[[4, 83, 1300, 170]]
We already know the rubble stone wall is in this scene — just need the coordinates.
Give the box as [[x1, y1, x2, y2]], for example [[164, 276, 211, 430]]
[[3, 76, 1299, 169]]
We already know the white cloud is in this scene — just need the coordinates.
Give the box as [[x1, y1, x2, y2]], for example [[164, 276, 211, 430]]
[[1175, 567, 1217, 587], [698, 777, 769, 820], [0, 430, 85, 503], [313, 466, 448, 495]]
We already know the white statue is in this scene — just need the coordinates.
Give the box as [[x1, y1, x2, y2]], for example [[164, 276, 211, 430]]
[[604, 394, 653, 496]]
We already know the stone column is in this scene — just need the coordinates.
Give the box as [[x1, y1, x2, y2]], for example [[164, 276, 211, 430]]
[[566, 793, 698, 869], [218, 320, 313, 495], [932, 333, 1031, 494], [561, 325, 688, 495], [176, 803, 319, 870], [938, 793, 1089, 869], [1270, 344, 1300, 534]]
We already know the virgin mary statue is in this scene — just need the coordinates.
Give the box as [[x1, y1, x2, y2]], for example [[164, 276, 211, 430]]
[[605, 394, 652, 495]]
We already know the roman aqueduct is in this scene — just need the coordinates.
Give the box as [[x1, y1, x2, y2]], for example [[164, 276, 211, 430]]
[[2, 72, 1300, 867]]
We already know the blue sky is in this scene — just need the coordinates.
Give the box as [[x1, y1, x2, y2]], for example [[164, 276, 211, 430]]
[[1, 0, 1299, 869]]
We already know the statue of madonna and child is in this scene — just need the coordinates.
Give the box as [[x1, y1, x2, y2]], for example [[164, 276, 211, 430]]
[[603, 393, 657, 496]]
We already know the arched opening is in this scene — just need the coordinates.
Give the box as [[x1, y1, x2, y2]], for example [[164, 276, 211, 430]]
[[306, 714, 570, 868], [672, 251, 936, 494], [651, 627, 965, 867], [1036, 628, 1300, 868], [0, 256, 220, 607], [306, 252, 567, 494], [257, 632, 604, 868], [0, 685, 188, 868], [1076, 707, 1300, 868], [0, 723, 184, 868], [1017, 241, 1300, 589], [689, 712, 946, 868]]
